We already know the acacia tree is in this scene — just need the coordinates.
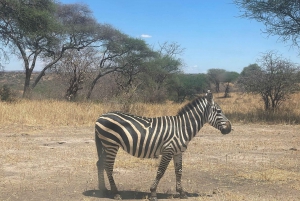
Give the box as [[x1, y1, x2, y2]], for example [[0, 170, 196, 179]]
[[168, 73, 208, 102], [150, 43, 183, 89], [238, 52, 299, 111], [240, 63, 260, 77], [86, 34, 155, 99], [0, 0, 57, 97], [222, 71, 239, 98], [207, 68, 239, 96], [234, 0, 300, 49], [207, 68, 226, 93], [0, 1, 106, 98], [132, 42, 184, 103]]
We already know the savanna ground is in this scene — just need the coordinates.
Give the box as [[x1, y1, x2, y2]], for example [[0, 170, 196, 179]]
[[1, 93, 300, 201]]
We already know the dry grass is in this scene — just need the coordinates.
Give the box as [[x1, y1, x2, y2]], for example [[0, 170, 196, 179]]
[[215, 92, 300, 124], [1, 92, 300, 127], [0, 99, 179, 126], [3, 124, 298, 200], [1, 93, 300, 200]]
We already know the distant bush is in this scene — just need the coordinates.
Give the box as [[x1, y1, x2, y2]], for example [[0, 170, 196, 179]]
[[0, 85, 16, 102]]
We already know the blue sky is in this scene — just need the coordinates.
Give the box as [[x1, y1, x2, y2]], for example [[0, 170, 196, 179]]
[[4, 0, 300, 73]]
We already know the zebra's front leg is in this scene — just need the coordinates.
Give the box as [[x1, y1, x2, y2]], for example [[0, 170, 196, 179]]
[[149, 154, 173, 201], [173, 154, 188, 199]]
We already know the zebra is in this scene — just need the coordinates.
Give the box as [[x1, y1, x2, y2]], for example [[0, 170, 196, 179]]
[[95, 90, 231, 200]]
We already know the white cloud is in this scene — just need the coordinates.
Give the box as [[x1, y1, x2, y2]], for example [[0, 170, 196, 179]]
[[140, 34, 152, 38]]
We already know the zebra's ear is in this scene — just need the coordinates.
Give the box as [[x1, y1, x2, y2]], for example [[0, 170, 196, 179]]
[[206, 90, 214, 104]]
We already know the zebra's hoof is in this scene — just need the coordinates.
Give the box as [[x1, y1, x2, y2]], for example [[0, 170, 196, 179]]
[[149, 196, 158, 201], [114, 194, 122, 200], [98, 189, 107, 197]]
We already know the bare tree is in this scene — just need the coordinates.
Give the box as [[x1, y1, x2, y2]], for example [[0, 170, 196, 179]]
[[158, 42, 185, 57], [154, 42, 184, 86], [53, 48, 98, 101], [238, 51, 299, 110]]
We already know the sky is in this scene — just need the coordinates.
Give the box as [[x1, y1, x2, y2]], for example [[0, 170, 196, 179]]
[[3, 0, 300, 73]]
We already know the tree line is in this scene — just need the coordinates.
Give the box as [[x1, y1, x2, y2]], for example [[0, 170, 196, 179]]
[[1, 0, 300, 112], [0, 0, 238, 102]]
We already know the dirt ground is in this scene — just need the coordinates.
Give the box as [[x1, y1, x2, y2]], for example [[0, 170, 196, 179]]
[[1, 123, 299, 201]]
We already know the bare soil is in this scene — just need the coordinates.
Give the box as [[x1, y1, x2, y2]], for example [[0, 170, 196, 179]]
[[1, 124, 300, 201]]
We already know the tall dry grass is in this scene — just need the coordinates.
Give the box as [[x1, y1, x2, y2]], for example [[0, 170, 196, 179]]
[[1, 92, 300, 127], [0, 100, 180, 127], [216, 92, 300, 124]]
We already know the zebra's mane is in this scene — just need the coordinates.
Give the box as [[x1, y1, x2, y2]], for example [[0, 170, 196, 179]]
[[177, 95, 207, 116]]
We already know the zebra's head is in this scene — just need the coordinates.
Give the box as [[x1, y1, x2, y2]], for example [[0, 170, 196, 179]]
[[206, 90, 231, 135]]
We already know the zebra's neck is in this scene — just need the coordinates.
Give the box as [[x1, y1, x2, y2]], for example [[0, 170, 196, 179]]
[[177, 97, 210, 141]]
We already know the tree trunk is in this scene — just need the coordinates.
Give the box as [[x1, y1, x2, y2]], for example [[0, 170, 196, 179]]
[[86, 68, 118, 99], [224, 82, 230, 98], [86, 76, 99, 100], [262, 94, 270, 111], [215, 81, 220, 93], [32, 53, 64, 89], [23, 68, 33, 99]]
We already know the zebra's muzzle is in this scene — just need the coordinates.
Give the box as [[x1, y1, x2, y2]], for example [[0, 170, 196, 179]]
[[221, 121, 231, 135]]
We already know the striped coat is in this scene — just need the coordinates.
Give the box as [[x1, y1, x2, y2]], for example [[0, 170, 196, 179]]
[[95, 91, 231, 200]]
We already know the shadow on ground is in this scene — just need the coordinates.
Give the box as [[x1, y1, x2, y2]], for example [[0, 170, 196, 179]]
[[83, 190, 211, 200]]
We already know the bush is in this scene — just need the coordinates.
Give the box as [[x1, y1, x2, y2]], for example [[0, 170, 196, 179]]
[[0, 85, 16, 102], [238, 52, 300, 111]]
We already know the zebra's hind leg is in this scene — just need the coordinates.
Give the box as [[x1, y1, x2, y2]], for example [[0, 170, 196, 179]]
[[104, 146, 121, 200], [95, 134, 108, 196], [96, 159, 107, 196], [149, 154, 173, 201], [173, 154, 188, 199]]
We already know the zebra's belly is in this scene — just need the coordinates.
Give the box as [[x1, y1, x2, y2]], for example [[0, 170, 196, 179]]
[[121, 148, 160, 159], [159, 140, 189, 156]]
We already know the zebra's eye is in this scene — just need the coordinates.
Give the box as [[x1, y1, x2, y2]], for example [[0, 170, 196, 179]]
[[217, 109, 222, 114]]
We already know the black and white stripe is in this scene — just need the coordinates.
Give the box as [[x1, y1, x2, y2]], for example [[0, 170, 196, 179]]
[[95, 90, 231, 200]]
